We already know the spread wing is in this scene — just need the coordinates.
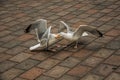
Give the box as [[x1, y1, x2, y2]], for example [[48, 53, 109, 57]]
[[58, 21, 71, 33], [74, 25, 88, 37], [25, 19, 47, 39], [41, 26, 52, 48]]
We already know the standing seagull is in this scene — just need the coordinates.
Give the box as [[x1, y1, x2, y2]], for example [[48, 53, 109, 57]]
[[59, 21, 103, 48]]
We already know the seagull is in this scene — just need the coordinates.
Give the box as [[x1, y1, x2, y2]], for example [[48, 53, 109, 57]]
[[25, 19, 47, 42], [59, 21, 103, 48], [30, 26, 61, 50]]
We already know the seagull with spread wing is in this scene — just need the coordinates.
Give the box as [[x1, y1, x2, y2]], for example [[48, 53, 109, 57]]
[[25, 19, 47, 42], [25, 19, 61, 50], [59, 21, 103, 48]]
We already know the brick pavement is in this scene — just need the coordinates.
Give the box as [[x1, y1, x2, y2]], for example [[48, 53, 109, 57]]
[[0, 0, 120, 80]]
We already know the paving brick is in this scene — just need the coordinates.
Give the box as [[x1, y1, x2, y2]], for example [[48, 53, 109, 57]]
[[3, 40, 22, 48], [0, 30, 11, 37], [36, 75, 55, 80], [105, 29, 120, 37], [82, 56, 103, 67], [106, 19, 120, 26], [60, 57, 80, 68], [0, 53, 12, 62], [20, 67, 44, 80], [98, 24, 115, 32], [38, 58, 60, 69], [6, 46, 27, 55], [52, 51, 72, 60], [101, 9, 113, 13], [115, 50, 120, 55], [99, 16, 112, 22], [45, 66, 69, 78], [31, 52, 50, 61], [13, 77, 27, 80], [0, 60, 17, 72], [85, 42, 104, 51], [73, 49, 92, 59], [13, 29, 25, 36], [15, 59, 39, 70], [0, 25, 7, 31], [17, 34, 34, 41], [95, 36, 114, 43], [0, 35, 16, 42], [81, 73, 103, 80], [20, 39, 37, 47], [10, 52, 32, 62], [93, 48, 115, 58], [0, 47, 8, 53], [58, 75, 79, 80], [105, 73, 120, 80], [68, 65, 91, 77], [106, 40, 120, 49], [93, 64, 116, 76], [1, 68, 24, 80], [104, 55, 120, 66]]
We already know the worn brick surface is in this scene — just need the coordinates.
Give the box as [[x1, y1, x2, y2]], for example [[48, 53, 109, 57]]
[[0, 61, 17, 73], [93, 64, 116, 76], [59, 57, 80, 68], [58, 75, 79, 80], [68, 65, 91, 77], [93, 48, 115, 58], [1, 68, 24, 80], [36, 75, 55, 80], [45, 66, 69, 78], [82, 56, 103, 67], [15, 59, 39, 70], [38, 58, 60, 69], [81, 74, 103, 80], [105, 72, 120, 80], [10, 52, 32, 62], [20, 67, 44, 80], [104, 55, 120, 66], [0, 0, 120, 80]]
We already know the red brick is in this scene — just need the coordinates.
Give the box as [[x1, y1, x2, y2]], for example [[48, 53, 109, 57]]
[[20, 67, 44, 80], [73, 49, 92, 59], [44, 66, 69, 78], [10, 52, 32, 62], [0, 54, 12, 62], [93, 64, 115, 76], [1, 68, 24, 80], [82, 56, 103, 67], [52, 51, 72, 60], [105, 29, 120, 36], [86, 9, 98, 14], [31, 52, 50, 61], [38, 58, 60, 69], [17, 34, 34, 41], [104, 55, 120, 66], [93, 48, 115, 58], [68, 65, 91, 77], [81, 74, 103, 80], [105, 73, 120, 80]]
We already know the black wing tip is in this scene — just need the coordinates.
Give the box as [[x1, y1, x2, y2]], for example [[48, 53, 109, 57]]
[[24, 24, 32, 33], [97, 30, 103, 37]]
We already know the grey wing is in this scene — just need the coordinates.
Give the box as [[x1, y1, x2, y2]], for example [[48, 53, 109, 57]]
[[58, 21, 71, 33], [74, 25, 88, 37], [41, 26, 52, 47]]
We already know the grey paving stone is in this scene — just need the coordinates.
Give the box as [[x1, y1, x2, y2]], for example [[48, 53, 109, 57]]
[[15, 59, 40, 70]]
